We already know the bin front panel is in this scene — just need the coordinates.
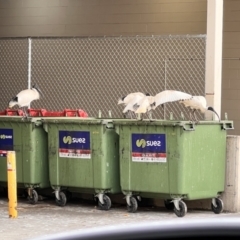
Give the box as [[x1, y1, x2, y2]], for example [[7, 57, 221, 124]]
[[119, 124, 170, 194], [116, 120, 229, 200], [170, 124, 227, 199], [0, 122, 23, 184], [48, 124, 94, 188], [47, 120, 121, 193], [0, 118, 49, 188]]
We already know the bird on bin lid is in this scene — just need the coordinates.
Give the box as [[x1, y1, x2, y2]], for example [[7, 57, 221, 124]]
[[151, 90, 220, 122], [8, 83, 43, 119], [118, 92, 148, 119], [118, 92, 145, 105], [133, 94, 155, 120], [179, 95, 220, 122]]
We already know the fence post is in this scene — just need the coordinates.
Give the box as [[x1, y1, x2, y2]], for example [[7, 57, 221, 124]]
[[7, 151, 18, 218]]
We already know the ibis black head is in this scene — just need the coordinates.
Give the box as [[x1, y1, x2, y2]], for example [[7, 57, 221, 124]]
[[207, 106, 220, 121], [32, 83, 43, 97], [150, 102, 156, 108], [133, 103, 140, 111], [145, 93, 150, 96]]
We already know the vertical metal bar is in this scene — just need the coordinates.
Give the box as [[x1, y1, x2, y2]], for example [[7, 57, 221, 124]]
[[7, 151, 18, 218], [164, 59, 167, 119], [28, 38, 32, 108]]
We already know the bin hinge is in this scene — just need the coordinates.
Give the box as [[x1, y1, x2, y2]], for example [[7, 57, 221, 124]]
[[182, 123, 195, 131], [43, 123, 48, 132], [221, 122, 234, 130], [102, 120, 114, 129], [34, 120, 42, 127]]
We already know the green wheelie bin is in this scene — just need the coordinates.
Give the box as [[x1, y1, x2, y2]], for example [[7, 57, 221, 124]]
[[113, 119, 233, 217], [42, 117, 121, 210], [0, 116, 50, 204]]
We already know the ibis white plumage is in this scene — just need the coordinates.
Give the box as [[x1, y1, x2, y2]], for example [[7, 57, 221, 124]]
[[149, 90, 220, 122], [151, 90, 192, 110], [179, 96, 220, 121], [134, 95, 155, 119], [118, 92, 147, 118], [118, 92, 145, 105], [8, 84, 43, 118]]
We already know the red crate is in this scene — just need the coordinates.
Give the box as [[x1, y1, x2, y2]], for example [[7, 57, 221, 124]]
[[28, 108, 41, 117], [40, 109, 65, 117], [18, 109, 24, 116], [6, 109, 19, 116], [0, 110, 6, 115], [77, 109, 88, 118], [64, 109, 78, 117]]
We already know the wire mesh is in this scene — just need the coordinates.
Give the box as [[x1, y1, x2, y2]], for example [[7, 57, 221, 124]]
[[0, 38, 28, 110], [0, 35, 206, 120]]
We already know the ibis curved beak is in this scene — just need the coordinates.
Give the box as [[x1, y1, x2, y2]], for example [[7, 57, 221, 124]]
[[208, 107, 220, 121]]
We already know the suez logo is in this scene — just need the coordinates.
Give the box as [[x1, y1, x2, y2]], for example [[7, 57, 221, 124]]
[[63, 136, 86, 144], [0, 134, 12, 139], [136, 139, 161, 148]]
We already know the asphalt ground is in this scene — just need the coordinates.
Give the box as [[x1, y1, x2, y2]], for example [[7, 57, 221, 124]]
[[1, 191, 240, 240]]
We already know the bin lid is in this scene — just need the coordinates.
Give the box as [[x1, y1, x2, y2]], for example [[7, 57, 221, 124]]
[[111, 119, 234, 131], [41, 117, 113, 125], [0, 116, 44, 127]]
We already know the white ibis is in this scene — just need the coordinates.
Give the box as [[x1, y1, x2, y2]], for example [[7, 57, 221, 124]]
[[118, 92, 145, 105], [179, 96, 220, 122], [134, 95, 155, 119], [8, 84, 43, 118], [145, 90, 220, 122], [151, 90, 192, 110], [118, 92, 146, 118]]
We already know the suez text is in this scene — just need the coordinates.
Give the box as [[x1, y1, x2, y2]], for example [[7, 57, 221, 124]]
[[72, 138, 86, 143], [145, 141, 161, 146], [136, 139, 162, 147]]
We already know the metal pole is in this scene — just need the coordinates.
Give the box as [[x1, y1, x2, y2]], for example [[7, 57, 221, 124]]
[[164, 59, 167, 119], [7, 151, 18, 218], [28, 38, 32, 108]]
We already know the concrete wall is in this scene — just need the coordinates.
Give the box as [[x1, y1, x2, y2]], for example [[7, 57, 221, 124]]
[[221, 135, 240, 213], [222, 0, 240, 135], [0, 0, 207, 37]]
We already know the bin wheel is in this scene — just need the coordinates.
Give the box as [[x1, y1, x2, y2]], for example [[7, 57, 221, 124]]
[[164, 199, 174, 210], [63, 190, 72, 202], [211, 198, 223, 214], [127, 196, 138, 213], [174, 200, 187, 217], [28, 189, 38, 205], [56, 191, 67, 207], [98, 195, 111, 210]]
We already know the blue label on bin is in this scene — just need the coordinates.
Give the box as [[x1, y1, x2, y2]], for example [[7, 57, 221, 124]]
[[59, 131, 91, 159], [131, 133, 166, 162], [0, 129, 13, 157]]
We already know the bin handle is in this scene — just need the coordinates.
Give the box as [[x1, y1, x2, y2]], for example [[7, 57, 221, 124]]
[[221, 122, 234, 130], [102, 120, 114, 129], [182, 123, 195, 131]]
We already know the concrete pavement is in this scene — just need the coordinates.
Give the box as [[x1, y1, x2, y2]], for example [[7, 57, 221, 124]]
[[1, 193, 240, 240]]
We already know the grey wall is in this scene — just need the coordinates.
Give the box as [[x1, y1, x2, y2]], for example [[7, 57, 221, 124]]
[[222, 0, 240, 135], [0, 0, 207, 37]]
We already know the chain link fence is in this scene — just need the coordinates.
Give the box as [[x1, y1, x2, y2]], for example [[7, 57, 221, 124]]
[[0, 35, 206, 119], [0, 38, 28, 109]]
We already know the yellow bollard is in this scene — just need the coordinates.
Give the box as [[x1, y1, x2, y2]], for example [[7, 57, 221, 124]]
[[7, 151, 18, 218]]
